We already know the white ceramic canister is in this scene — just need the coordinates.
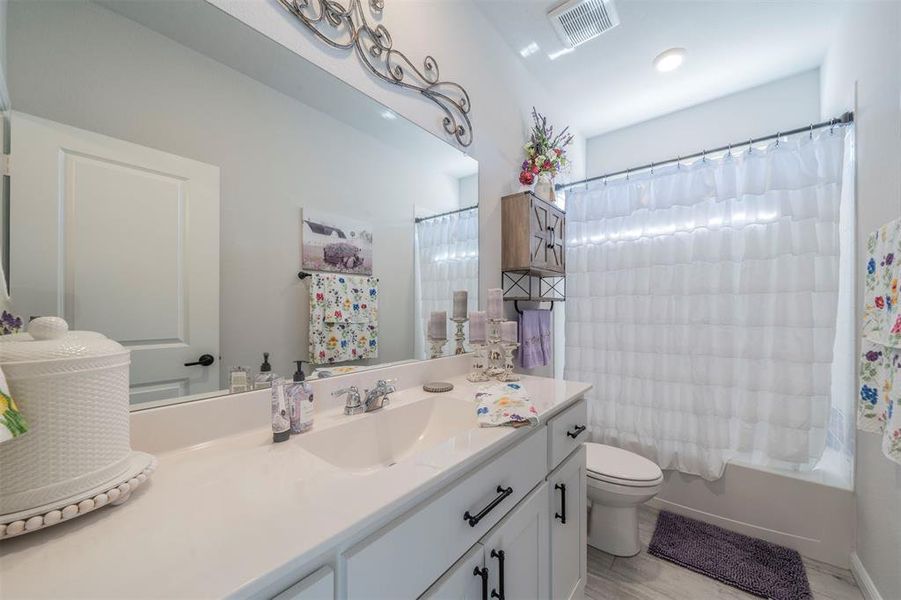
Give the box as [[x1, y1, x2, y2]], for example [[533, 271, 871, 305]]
[[0, 317, 132, 515]]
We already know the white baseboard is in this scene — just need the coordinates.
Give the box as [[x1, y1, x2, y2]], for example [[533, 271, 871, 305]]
[[850, 552, 884, 600]]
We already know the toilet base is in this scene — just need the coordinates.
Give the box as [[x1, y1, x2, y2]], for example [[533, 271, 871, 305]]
[[587, 503, 641, 557]]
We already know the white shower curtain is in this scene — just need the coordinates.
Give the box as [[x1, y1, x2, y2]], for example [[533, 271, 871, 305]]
[[564, 127, 853, 480], [414, 208, 479, 359]]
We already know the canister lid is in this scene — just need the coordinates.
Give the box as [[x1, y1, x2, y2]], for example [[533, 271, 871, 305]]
[[0, 317, 127, 364]]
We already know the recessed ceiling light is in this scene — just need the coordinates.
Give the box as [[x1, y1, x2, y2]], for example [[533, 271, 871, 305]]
[[653, 47, 685, 72], [380, 110, 397, 120], [548, 47, 575, 61], [520, 42, 540, 58]]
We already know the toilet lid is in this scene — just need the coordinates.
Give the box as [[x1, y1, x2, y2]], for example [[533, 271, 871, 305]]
[[586, 443, 662, 483]]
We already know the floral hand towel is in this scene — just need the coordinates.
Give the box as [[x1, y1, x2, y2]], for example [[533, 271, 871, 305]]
[[310, 273, 378, 364], [858, 218, 901, 464], [0, 366, 28, 443], [475, 382, 539, 428]]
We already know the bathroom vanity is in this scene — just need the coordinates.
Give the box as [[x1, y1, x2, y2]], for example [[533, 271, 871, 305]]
[[0, 358, 590, 599]]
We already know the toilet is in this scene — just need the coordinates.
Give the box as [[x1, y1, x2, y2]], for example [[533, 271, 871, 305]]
[[585, 443, 664, 557]]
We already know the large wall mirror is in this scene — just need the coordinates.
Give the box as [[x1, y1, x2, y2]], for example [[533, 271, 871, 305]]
[[3, 0, 478, 408]]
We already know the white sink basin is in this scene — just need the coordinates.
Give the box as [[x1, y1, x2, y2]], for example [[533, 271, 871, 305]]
[[297, 396, 477, 471]]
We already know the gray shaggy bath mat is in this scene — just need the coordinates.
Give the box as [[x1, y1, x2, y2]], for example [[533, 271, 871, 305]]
[[648, 510, 811, 600]]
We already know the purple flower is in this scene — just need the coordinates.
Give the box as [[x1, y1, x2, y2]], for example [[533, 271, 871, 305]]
[[866, 350, 883, 362], [887, 253, 895, 265]]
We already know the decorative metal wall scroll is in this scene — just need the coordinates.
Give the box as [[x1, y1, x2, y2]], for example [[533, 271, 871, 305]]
[[278, 0, 473, 147]]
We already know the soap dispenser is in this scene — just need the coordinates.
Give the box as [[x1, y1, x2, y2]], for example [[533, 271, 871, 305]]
[[287, 360, 314, 434], [254, 352, 278, 390]]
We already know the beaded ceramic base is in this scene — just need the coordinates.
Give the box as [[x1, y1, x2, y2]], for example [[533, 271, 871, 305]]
[[0, 451, 157, 540]]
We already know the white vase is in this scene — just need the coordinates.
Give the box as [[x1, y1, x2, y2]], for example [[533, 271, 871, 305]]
[[534, 174, 556, 204]]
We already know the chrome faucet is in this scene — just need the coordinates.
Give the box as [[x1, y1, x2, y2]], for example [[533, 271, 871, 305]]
[[332, 379, 396, 415], [332, 385, 363, 415], [363, 379, 396, 413]]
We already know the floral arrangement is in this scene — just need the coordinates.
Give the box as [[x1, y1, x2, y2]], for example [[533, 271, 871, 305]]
[[519, 107, 574, 186], [0, 311, 23, 336]]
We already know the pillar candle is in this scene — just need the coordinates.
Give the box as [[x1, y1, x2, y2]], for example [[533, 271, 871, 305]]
[[487, 288, 504, 320], [453, 290, 468, 320], [501, 320, 518, 343], [469, 311, 486, 343], [428, 311, 447, 340]]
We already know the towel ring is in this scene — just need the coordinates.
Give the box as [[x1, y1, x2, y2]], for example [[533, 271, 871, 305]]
[[297, 271, 312, 280]]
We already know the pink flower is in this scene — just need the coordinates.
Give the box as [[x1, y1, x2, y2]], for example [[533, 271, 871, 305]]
[[876, 296, 885, 309], [892, 315, 901, 334]]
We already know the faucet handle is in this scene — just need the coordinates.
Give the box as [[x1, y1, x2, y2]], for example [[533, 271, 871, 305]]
[[332, 385, 360, 401], [376, 379, 397, 392]]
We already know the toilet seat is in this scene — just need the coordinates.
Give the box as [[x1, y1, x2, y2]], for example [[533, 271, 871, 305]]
[[586, 443, 663, 488]]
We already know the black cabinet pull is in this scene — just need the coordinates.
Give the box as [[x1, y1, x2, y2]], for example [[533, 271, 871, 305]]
[[184, 354, 215, 367], [555, 483, 567, 524], [473, 566, 489, 600], [463, 485, 513, 527], [490, 550, 505, 599], [566, 424, 587, 439], [546, 225, 556, 249]]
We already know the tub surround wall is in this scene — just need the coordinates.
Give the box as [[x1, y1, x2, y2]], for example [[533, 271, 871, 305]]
[[821, 2, 901, 598]]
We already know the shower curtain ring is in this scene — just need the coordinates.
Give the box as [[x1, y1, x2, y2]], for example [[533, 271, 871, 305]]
[[702, 150, 707, 163], [676, 156, 681, 170], [726, 143, 732, 159], [748, 139, 753, 154], [809, 123, 814, 139], [775, 132, 781, 147], [650, 162, 655, 175]]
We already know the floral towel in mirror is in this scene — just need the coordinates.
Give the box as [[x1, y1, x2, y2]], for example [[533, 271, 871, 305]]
[[309, 273, 379, 364]]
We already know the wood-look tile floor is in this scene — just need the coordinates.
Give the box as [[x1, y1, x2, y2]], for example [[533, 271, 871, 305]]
[[585, 507, 865, 600]]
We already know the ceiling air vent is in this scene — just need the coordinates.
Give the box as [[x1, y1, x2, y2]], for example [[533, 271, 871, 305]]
[[548, 0, 620, 49]]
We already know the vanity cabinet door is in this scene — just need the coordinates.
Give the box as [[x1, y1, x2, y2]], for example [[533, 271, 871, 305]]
[[549, 446, 587, 600], [419, 545, 486, 600], [272, 566, 334, 600], [480, 482, 550, 600]]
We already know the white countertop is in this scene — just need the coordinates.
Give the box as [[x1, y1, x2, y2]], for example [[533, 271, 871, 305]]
[[0, 374, 590, 599]]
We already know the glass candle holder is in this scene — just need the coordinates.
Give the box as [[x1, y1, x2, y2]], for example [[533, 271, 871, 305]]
[[451, 317, 468, 355], [428, 338, 447, 360], [466, 342, 489, 382], [497, 342, 520, 382]]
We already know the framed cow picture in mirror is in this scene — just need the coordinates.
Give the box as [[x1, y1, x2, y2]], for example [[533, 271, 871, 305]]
[[301, 209, 373, 275]]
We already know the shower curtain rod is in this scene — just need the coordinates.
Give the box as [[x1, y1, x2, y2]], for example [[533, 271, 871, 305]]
[[414, 204, 477, 223], [556, 111, 854, 192]]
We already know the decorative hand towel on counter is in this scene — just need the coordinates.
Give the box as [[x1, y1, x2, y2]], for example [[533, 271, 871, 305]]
[[519, 309, 551, 369], [858, 217, 901, 464], [310, 273, 379, 364], [475, 382, 538, 428]]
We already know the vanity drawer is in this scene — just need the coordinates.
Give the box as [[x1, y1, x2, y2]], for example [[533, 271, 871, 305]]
[[343, 427, 548, 599], [548, 399, 588, 470]]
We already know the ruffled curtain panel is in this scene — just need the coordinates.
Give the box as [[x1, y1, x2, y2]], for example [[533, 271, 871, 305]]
[[564, 128, 853, 480], [414, 208, 479, 359]]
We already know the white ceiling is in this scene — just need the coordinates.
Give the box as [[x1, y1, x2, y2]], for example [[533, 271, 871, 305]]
[[474, 0, 842, 138]]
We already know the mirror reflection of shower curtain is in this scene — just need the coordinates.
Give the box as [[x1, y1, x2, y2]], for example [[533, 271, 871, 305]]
[[414, 208, 479, 359]]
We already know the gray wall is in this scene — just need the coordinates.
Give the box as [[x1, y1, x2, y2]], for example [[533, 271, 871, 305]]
[[821, 2, 901, 597], [585, 70, 821, 177], [8, 0, 464, 383]]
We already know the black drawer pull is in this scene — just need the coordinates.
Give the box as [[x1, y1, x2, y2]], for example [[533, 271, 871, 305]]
[[473, 566, 489, 600], [490, 549, 505, 599], [463, 485, 513, 527], [555, 483, 567, 524], [566, 424, 587, 439]]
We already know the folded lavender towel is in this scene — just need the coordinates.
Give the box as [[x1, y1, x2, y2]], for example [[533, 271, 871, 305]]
[[519, 309, 551, 369]]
